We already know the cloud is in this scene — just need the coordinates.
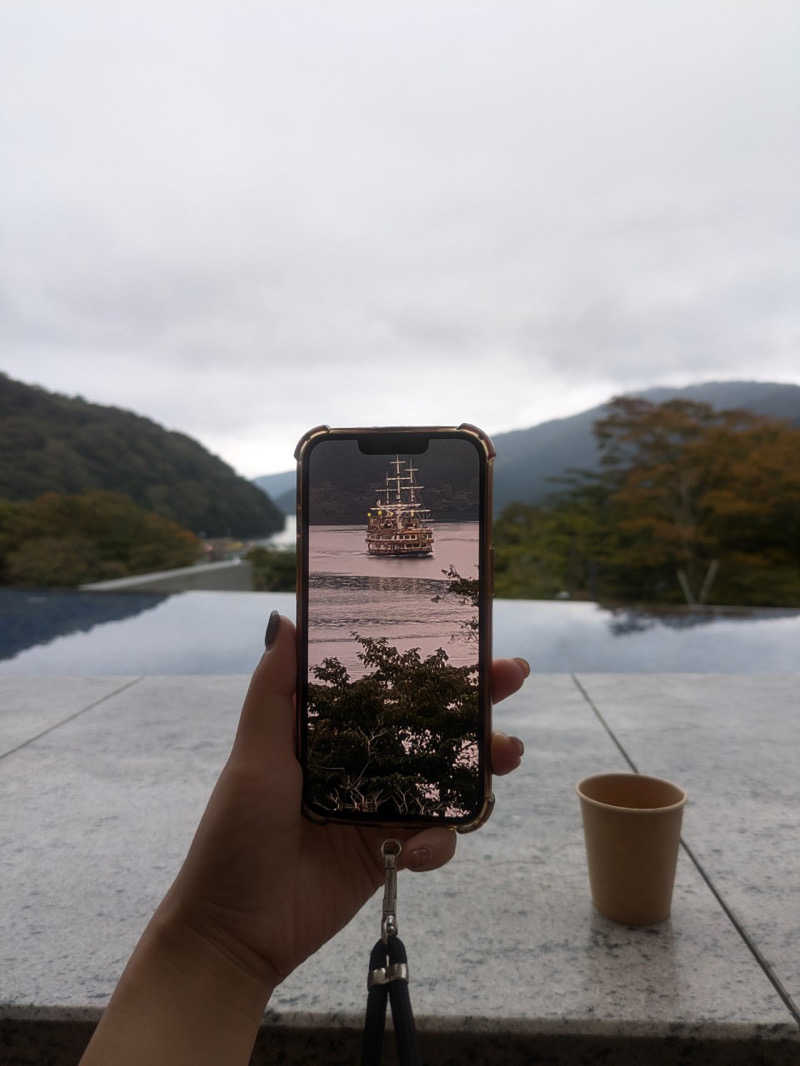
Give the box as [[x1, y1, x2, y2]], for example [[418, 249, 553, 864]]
[[1, 1, 798, 475]]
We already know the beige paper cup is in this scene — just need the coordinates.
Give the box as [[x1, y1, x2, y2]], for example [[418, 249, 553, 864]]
[[576, 773, 687, 925]]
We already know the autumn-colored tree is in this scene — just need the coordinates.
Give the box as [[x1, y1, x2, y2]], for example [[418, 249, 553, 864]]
[[696, 417, 800, 604], [493, 398, 800, 606], [0, 490, 201, 586], [589, 398, 738, 602]]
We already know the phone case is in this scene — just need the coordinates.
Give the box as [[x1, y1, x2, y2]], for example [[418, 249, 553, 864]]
[[295, 425, 495, 833]]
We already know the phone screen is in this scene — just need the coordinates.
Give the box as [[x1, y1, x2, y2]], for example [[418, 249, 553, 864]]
[[300, 433, 486, 823]]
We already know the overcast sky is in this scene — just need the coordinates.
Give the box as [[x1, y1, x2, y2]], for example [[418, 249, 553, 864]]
[[2, 2, 798, 476]]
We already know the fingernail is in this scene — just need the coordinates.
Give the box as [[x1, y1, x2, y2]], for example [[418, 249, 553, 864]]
[[514, 657, 531, 678], [265, 610, 281, 649], [408, 846, 431, 869], [511, 736, 525, 758]]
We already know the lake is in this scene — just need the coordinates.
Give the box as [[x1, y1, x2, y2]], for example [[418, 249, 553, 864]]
[[0, 588, 798, 675]]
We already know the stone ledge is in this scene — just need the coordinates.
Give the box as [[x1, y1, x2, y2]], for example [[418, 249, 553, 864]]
[[80, 558, 253, 592], [3, 1010, 799, 1066]]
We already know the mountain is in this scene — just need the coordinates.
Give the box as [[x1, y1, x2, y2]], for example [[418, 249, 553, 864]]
[[253, 381, 800, 516], [253, 470, 295, 503], [492, 380, 800, 513], [0, 373, 284, 537]]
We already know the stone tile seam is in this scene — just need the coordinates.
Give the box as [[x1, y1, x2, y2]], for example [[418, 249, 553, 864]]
[[0, 677, 144, 763], [570, 673, 800, 1030]]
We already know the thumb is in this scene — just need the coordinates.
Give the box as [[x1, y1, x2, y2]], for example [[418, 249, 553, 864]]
[[233, 613, 297, 758]]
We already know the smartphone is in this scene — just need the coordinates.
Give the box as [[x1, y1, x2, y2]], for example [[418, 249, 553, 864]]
[[295, 424, 494, 831]]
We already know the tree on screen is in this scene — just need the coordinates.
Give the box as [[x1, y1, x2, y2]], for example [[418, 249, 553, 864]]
[[306, 635, 479, 818]]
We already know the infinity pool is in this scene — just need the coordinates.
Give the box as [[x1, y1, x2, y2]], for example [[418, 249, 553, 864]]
[[1, 589, 798, 674]]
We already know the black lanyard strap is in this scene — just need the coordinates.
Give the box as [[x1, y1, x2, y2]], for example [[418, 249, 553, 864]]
[[361, 840, 421, 1066], [361, 934, 420, 1066]]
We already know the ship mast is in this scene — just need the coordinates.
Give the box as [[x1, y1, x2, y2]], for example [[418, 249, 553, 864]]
[[387, 456, 405, 505], [405, 462, 418, 505], [372, 455, 431, 520], [365, 454, 434, 556]]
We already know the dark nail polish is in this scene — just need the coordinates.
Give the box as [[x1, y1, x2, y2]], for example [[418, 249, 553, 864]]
[[265, 610, 280, 649], [514, 657, 531, 678]]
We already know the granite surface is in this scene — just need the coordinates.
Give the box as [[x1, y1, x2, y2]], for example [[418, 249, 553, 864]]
[[1, 674, 799, 1064], [0, 676, 242, 1012], [572, 673, 800, 1022], [0, 676, 140, 758]]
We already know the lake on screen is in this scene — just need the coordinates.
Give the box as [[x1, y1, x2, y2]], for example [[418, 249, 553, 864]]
[[307, 522, 480, 677]]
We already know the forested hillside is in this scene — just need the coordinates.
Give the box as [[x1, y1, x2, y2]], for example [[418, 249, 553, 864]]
[[0, 491, 202, 586], [1, 374, 283, 537], [255, 381, 800, 516]]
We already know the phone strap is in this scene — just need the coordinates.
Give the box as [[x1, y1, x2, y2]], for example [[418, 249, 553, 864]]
[[360, 840, 421, 1066]]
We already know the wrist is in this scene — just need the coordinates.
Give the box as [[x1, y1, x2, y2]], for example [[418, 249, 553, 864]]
[[152, 891, 278, 1011], [81, 896, 274, 1066]]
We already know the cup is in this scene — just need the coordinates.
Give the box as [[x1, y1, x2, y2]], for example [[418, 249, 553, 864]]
[[576, 772, 687, 925]]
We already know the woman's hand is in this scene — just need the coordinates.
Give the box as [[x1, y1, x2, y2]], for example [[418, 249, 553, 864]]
[[162, 613, 529, 994], [81, 614, 529, 1066]]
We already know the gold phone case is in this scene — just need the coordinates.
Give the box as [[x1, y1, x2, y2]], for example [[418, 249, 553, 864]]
[[295, 424, 495, 833]]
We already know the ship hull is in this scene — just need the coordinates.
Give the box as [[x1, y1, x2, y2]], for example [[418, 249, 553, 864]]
[[366, 532, 433, 557]]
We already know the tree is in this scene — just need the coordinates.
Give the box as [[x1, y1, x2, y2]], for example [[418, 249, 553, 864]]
[[588, 398, 735, 601], [693, 417, 800, 604], [0, 490, 201, 586], [492, 398, 800, 606], [592, 399, 800, 604], [246, 546, 296, 591], [434, 564, 480, 639], [305, 636, 480, 819]]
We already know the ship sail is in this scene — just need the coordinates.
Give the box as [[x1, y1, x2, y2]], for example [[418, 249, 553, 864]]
[[365, 456, 434, 556]]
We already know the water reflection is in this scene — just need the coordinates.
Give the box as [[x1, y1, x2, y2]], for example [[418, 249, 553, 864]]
[[1, 590, 798, 675], [492, 600, 800, 673], [0, 588, 168, 662], [606, 604, 800, 636]]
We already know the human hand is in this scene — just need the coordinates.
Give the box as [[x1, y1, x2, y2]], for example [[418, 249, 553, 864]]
[[160, 613, 529, 996], [80, 614, 529, 1066]]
